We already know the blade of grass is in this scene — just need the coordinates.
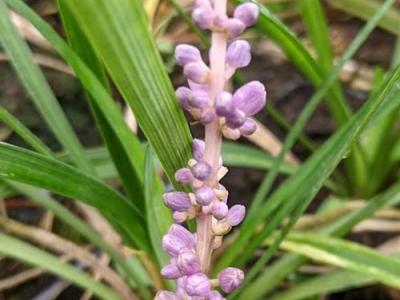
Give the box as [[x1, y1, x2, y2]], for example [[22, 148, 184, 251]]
[[62, 0, 193, 188], [0, 0, 93, 174], [243, 179, 400, 299], [218, 0, 397, 273], [0, 142, 150, 251], [57, 1, 145, 207], [0, 233, 123, 300], [6, 180, 150, 294], [327, 0, 400, 36]]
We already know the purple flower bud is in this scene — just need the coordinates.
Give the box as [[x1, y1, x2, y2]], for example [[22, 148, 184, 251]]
[[192, 139, 205, 161], [239, 118, 257, 136], [173, 211, 187, 223], [162, 234, 187, 257], [215, 92, 233, 117], [185, 273, 211, 296], [226, 205, 246, 226], [168, 224, 196, 249], [225, 18, 246, 38], [233, 3, 259, 27], [191, 161, 212, 181], [194, 0, 211, 9], [192, 7, 214, 29], [218, 267, 244, 293], [190, 90, 209, 109], [175, 168, 193, 184], [222, 126, 241, 140], [225, 109, 247, 129], [200, 110, 216, 125], [226, 40, 251, 69], [163, 192, 192, 212], [214, 14, 228, 29], [188, 80, 209, 93], [211, 202, 229, 220], [175, 44, 202, 66], [155, 291, 179, 300], [195, 186, 215, 205], [161, 263, 181, 279], [232, 81, 266, 116], [177, 250, 201, 275], [176, 87, 192, 110], [184, 62, 210, 84], [208, 290, 225, 300]]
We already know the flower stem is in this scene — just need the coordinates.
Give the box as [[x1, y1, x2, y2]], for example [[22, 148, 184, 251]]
[[196, 0, 227, 274]]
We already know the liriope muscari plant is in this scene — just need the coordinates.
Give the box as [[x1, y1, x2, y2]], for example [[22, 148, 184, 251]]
[[156, 1, 265, 299]]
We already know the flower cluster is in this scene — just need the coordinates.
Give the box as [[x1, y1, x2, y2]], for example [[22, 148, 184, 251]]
[[156, 1, 266, 299]]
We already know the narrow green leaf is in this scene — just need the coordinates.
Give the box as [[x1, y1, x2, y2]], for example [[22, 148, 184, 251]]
[[62, 0, 192, 188], [327, 0, 400, 36], [57, 0, 145, 207], [144, 147, 171, 268], [0, 233, 122, 300], [0, 0, 93, 173], [0, 142, 150, 250], [0, 104, 51, 155], [280, 232, 400, 289], [220, 0, 398, 275]]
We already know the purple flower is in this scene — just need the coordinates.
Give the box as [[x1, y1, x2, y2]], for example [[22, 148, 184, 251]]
[[168, 224, 196, 249], [175, 44, 202, 66], [155, 291, 179, 300], [211, 202, 229, 220], [225, 18, 246, 38], [195, 186, 215, 206], [161, 263, 181, 279], [200, 110, 216, 125], [162, 234, 187, 257], [239, 119, 257, 136], [208, 290, 225, 300], [226, 205, 246, 226], [232, 81, 266, 116], [226, 40, 251, 69], [184, 62, 210, 84], [190, 90, 210, 109], [192, 7, 214, 29], [215, 92, 233, 117], [177, 250, 201, 275], [175, 168, 194, 184], [192, 139, 205, 161], [191, 161, 212, 181], [185, 273, 211, 296], [233, 3, 259, 27], [213, 14, 228, 29], [175, 86, 192, 110], [225, 108, 247, 129], [218, 267, 244, 293], [172, 211, 187, 223], [163, 192, 192, 212]]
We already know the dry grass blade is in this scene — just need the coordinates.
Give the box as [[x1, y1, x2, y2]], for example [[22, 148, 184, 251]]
[[80, 254, 111, 300], [246, 119, 299, 165], [354, 219, 400, 233], [0, 216, 136, 300], [10, 11, 51, 50]]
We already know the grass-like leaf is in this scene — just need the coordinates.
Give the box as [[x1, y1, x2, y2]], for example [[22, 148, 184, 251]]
[[0, 142, 151, 251], [62, 0, 193, 188], [0, 233, 122, 300]]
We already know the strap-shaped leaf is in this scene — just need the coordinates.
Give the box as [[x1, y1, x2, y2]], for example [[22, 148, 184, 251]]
[[62, 0, 192, 188], [0, 142, 150, 251], [0, 233, 122, 300]]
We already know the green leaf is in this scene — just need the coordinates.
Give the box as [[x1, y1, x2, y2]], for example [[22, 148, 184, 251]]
[[0, 104, 51, 155], [327, 0, 400, 36], [0, 142, 150, 251], [62, 0, 192, 188], [144, 147, 171, 268], [280, 232, 400, 290], [57, 0, 145, 207], [0, 0, 93, 174], [6, 181, 149, 291], [243, 179, 400, 300], [219, 0, 398, 276], [0, 233, 123, 300]]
